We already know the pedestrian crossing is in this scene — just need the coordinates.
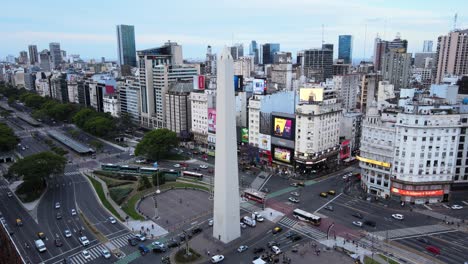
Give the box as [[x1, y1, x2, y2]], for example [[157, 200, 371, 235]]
[[70, 244, 107, 264], [110, 233, 135, 248], [278, 217, 327, 240], [65, 171, 81, 176], [371, 224, 454, 240]]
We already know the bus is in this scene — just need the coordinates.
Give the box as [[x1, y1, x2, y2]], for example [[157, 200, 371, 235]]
[[181, 171, 203, 180], [140, 167, 159, 175], [243, 189, 266, 204], [293, 209, 321, 226], [119, 165, 140, 173], [101, 164, 120, 171]]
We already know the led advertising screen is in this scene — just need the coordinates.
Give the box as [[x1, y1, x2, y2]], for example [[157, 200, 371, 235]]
[[272, 146, 293, 163], [299, 88, 324, 103], [234, 75, 244, 92], [193, 75, 205, 90], [272, 116, 295, 140], [208, 108, 216, 133], [241, 128, 249, 143], [253, 79, 265, 94], [258, 134, 271, 151], [340, 140, 351, 160]]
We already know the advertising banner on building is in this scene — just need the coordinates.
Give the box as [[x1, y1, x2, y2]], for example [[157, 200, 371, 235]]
[[193, 75, 205, 90], [241, 128, 249, 143], [299, 88, 324, 103], [391, 187, 443, 197], [208, 108, 216, 133], [272, 116, 294, 140], [340, 140, 351, 160], [234, 75, 243, 92], [272, 145, 293, 163], [258, 134, 271, 151], [253, 79, 265, 94]]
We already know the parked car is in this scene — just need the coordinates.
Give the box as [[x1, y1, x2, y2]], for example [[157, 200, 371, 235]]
[[290, 191, 300, 197], [451, 205, 463, 210], [237, 245, 248, 253], [211, 255, 224, 263], [352, 221, 363, 227], [253, 247, 265, 254], [391, 214, 404, 220], [288, 197, 300, 203], [352, 212, 363, 219]]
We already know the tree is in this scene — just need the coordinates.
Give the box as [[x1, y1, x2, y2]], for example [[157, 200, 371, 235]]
[[0, 122, 19, 151], [22, 93, 47, 109], [90, 140, 104, 153], [138, 175, 152, 191], [83, 116, 115, 137], [72, 108, 96, 128], [152, 172, 166, 186], [135, 129, 179, 161], [116, 112, 136, 133]]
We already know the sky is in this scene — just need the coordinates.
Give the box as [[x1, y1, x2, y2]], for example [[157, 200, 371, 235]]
[[0, 0, 467, 62]]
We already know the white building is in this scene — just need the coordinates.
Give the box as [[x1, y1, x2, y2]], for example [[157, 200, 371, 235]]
[[233, 57, 252, 78], [189, 90, 216, 148], [340, 112, 363, 153], [118, 78, 141, 123], [333, 74, 360, 112], [377, 81, 395, 110], [270, 63, 293, 91], [103, 95, 120, 117]]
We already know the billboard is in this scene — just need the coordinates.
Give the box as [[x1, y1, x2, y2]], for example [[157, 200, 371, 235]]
[[340, 140, 351, 160], [272, 116, 295, 140], [208, 108, 216, 133], [234, 75, 244, 92], [272, 145, 293, 163], [241, 128, 249, 143], [299, 88, 324, 103], [253, 79, 266, 94], [258, 134, 271, 151], [356, 156, 391, 168], [391, 187, 443, 197], [193, 75, 205, 90]]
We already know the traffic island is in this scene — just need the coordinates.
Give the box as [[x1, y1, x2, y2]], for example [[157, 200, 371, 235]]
[[174, 248, 201, 263]]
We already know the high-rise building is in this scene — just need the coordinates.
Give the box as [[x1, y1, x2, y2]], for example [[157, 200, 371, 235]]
[[359, 73, 382, 113], [39, 50, 52, 71], [381, 50, 411, 90], [18, 51, 28, 65], [261, 43, 280, 65], [205, 45, 217, 75], [302, 44, 333, 82], [118, 77, 141, 123], [338, 35, 353, 64], [49, 42, 62, 69], [423, 40, 433, 52], [435, 29, 468, 84], [249, 40, 259, 64], [165, 82, 193, 135], [28, 45, 38, 65], [333, 74, 360, 111], [213, 48, 241, 243], [373, 35, 408, 71], [230, 44, 244, 60], [233, 57, 252, 78], [116, 24, 137, 68]]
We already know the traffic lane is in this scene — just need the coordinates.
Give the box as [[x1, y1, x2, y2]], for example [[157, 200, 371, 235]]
[[0, 183, 46, 263], [19, 136, 50, 157], [394, 233, 467, 264], [431, 207, 467, 219]]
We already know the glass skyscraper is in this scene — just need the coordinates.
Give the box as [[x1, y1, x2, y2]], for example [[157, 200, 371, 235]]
[[116, 25, 137, 67], [338, 35, 352, 64]]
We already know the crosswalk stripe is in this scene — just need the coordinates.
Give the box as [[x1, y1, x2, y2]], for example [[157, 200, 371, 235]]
[[462, 201, 468, 205]]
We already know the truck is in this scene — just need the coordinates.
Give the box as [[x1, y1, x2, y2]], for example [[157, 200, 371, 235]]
[[242, 216, 256, 227], [35, 239, 46, 252]]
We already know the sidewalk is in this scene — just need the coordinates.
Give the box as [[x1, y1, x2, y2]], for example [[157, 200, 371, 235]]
[[125, 219, 168, 239]]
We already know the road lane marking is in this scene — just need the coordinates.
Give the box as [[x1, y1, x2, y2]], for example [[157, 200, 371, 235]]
[[390, 229, 458, 241], [442, 204, 450, 209], [423, 204, 432, 210], [314, 193, 343, 213], [462, 201, 468, 205]]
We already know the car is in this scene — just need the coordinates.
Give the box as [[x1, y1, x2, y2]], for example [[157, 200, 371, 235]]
[[16, 218, 23, 226], [135, 234, 146, 241], [267, 241, 279, 248], [7, 192, 13, 198], [342, 174, 349, 179], [71, 209, 77, 216], [135, 159, 146, 164], [325, 205, 334, 211], [55, 202, 60, 209], [288, 197, 300, 203], [271, 245, 281, 255], [109, 216, 117, 224], [208, 219, 213, 226], [451, 205, 463, 210], [237, 245, 248, 253], [364, 220, 377, 227], [153, 247, 166, 253], [417, 237, 430, 244], [290, 182, 298, 187], [82, 250, 91, 260], [392, 214, 404, 220], [240, 222, 247, 228], [253, 212, 264, 222], [152, 241, 165, 249], [297, 182, 305, 187], [285, 231, 296, 239], [291, 234, 302, 241], [272, 226, 282, 234], [191, 227, 203, 235], [173, 164, 181, 168], [211, 255, 224, 263], [167, 240, 179, 248], [64, 229, 72, 238], [138, 244, 150, 255], [101, 248, 111, 259], [352, 212, 363, 219], [320, 192, 328, 198], [199, 165, 208, 169], [79, 236, 90, 246], [56, 212, 62, 220], [353, 221, 363, 227], [128, 238, 138, 246], [328, 190, 336, 195], [253, 247, 265, 254], [37, 232, 46, 239], [179, 233, 192, 241], [55, 238, 63, 247], [290, 191, 300, 197]]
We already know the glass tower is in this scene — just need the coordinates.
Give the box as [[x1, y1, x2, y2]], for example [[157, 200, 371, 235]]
[[116, 25, 137, 67], [338, 35, 353, 64]]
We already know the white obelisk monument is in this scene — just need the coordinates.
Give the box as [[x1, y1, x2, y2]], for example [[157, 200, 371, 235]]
[[212, 47, 241, 243]]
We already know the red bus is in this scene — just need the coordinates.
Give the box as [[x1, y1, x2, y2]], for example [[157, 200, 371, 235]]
[[243, 189, 266, 204]]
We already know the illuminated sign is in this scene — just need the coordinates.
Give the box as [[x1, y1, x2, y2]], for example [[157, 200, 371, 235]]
[[273, 146, 293, 163], [391, 188, 444, 197], [356, 156, 391, 168], [299, 88, 324, 103], [208, 108, 216, 133], [340, 140, 351, 160], [241, 128, 249, 143], [253, 79, 266, 94], [272, 116, 295, 140]]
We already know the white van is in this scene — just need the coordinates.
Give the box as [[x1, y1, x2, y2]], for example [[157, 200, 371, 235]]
[[35, 239, 46, 252], [242, 216, 256, 227], [271, 245, 281, 255]]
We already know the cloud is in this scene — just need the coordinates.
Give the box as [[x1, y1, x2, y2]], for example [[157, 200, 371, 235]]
[[0, 31, 114, 42]]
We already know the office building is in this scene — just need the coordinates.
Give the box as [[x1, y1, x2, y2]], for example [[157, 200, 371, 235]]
[[18, 51, 28, 65], [118, 77, 141, 123], [340, 112, 363, 153], [333, 74, 360, 111], [39, 50, 51, 71], [205, 46, 217, 75], [103, 94, 119, 117], [234, 57, 252, 78], [414, 52, 437, 68], [338, 35, 353, 64], [28, 45, 38, 65], [270, 63, 293, 91], [116, 24, 137, 68], [230, 44, 244, 60], [373, 35, 408, 71], [381, 50, 411, 90], [302, 44, 333, 82], [249, 40, 259, 64], [165, 82, 193, 135], [50, 73, 68, 103], [273, 52, 292, 64], [261, 43, 280, 65], [435, 29, 468, 84], [49, 42, 62, 69], [423, 40, 433, 53], [359, 73, 382, 113]]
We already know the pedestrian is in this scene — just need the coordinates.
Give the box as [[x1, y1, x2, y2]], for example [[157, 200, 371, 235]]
[[270, 212, 273, 216], [207, 251, 210, 256], [152, 224, 154, 229]]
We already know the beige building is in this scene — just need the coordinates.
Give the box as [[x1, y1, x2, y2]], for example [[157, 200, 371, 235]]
[[435, 29, 468, 83]]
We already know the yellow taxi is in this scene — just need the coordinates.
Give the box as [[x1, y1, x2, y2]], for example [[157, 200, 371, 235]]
[[320, 192, 328, 198], [328, 190, 336, 195]]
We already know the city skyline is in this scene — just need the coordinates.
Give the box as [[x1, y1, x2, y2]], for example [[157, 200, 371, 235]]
[[0, 0, 467, 61]]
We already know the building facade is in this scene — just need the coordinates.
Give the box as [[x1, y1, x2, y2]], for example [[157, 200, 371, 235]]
[[302, 44, 333, 82], [28, 45, 38, 65], [116, 25, 137, 67], [49, 42, 62, 69], [165, 82, 192, 136], [338, 35, 353, 64], [381, 50, 411, 90], [435, 29, 468, 84]]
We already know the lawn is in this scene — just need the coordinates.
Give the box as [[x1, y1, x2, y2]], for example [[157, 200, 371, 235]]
[[378, 254, 400, 264], [86, 175, 123, 221]]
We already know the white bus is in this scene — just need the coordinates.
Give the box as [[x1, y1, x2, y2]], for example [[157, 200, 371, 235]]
[[293, 209, 321, 226], [181, 171, 203, 179]]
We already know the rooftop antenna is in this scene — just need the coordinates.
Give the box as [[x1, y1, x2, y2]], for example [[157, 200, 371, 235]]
[[453, 13, 458, 31], [321, 24, 325, 45], [364, 23, 367, 61]]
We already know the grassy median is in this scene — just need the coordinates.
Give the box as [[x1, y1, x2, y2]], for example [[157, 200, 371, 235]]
[[86, 175, 123, 221]]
